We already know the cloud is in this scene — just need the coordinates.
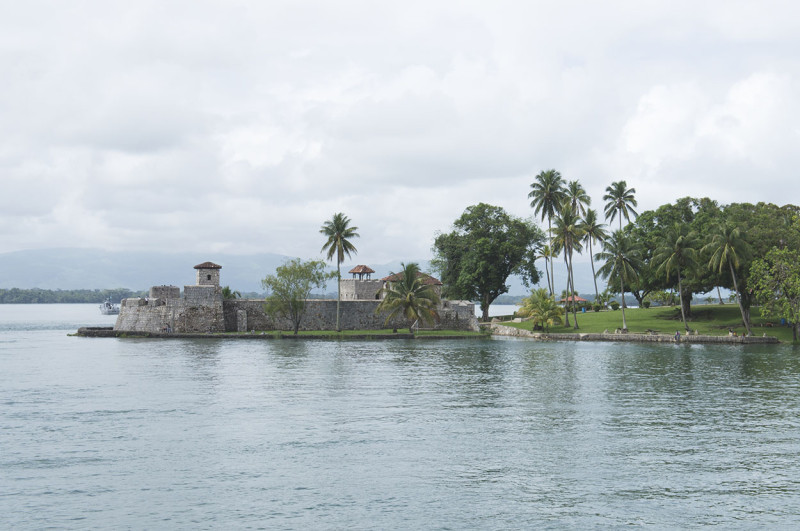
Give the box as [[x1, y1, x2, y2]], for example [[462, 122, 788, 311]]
[[1, 0, 799, 281]]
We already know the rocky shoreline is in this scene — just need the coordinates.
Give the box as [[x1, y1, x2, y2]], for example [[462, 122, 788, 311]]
[[486, 323, 781, 344]]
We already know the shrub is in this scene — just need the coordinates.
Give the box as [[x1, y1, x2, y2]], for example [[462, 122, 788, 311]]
[[609, 301, 620, 311], [642, 301, 651, 309], [593, 304, 602, 312]]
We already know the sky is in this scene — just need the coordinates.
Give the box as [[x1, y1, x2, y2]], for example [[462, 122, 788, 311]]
[[2, 0, 799, 269]]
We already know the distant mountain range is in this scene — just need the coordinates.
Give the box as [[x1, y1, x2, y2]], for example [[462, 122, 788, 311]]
[[0, 248, 597, 296]]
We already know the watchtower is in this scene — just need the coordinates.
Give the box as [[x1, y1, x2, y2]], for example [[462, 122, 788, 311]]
[[194, 261, 222, 286]]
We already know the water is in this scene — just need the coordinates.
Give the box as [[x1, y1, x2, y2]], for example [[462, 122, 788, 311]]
[[3, 305, 800, 528]]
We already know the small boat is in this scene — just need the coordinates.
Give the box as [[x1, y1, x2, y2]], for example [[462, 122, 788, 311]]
[[99, 298, 120, 315]]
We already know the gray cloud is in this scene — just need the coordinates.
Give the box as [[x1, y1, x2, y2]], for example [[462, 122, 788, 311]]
[[1, 0, 798, 275]]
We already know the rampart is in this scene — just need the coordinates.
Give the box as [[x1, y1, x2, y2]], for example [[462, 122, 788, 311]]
[[116, 295, 477, 334], [339, 279, 383, 300]]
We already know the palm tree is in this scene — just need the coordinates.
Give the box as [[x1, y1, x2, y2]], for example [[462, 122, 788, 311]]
[[528, 169, 566, 295], [518, 287, 564, 332], [595, 231, 641, 332], [652, 224, 698, 332], [702, 222, 752, 335], [565, 179, 591, 217], [376, 263, 441, 333], [582, 208, 608, 304], [551, 205, 585, 329], [221, 286, 241, 300], [603, 180, 638, 232], [534, 244, 554, 299], [320, 212, 359, 331]]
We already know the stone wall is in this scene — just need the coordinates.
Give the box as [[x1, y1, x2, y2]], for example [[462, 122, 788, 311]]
[[339, 279, 383, 300], [222, 299, 478, 332], [115, 294, 225, 334], [150, 285, 180, 299]]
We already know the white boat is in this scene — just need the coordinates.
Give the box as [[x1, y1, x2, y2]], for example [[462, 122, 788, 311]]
[[99, 298, 120, 315]]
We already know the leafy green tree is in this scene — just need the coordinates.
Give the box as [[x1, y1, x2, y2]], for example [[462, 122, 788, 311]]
[[221, 286, 241, 300], [517, 288, 564, 332], [702, 222, 753, 335], [652, 224, 699, 332], [582, 208, 608, 303], [551, 205, 585, 328], [603, 180, 638, 232], [595, 231, 641, 331], [432, 203, 545, 322], [262, 259, 333, 334], [750, 248, 800, 342], [320, 212, 359, 331], [376, 262, 441, 333], [528, 169, 566, 295]]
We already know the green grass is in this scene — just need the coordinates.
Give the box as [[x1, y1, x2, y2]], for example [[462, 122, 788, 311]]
[[225, 329, 484, 338], [501, 304, 795, 342]]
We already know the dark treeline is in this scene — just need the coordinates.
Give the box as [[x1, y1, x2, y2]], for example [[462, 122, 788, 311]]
[[0, 288, 146, 304]]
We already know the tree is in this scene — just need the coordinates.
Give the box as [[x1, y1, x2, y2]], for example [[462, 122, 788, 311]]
[[702, 222, 753, 335], [595, 231, 641, 332], [582, 208, 608, 303], [551, 205, 584, 328], [528, 169, 566, 295], [221, 286, 241, 300], [652, 224, 698, 332], [603, 180, 638, 232], [565, 179, 591, 217], [320, 212, 359, 332], [518, 288, 564, 332], [376, 262, 441, 333], [750, 248, 800, 342], [432, 203, 545, 321], [262, 259, 333, 335]]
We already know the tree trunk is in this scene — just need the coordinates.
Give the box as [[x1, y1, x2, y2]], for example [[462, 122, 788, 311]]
[[482, 295, 490, 322], [563, 252, 570, 327], [677, 271, 690, 332], [717, 285, 724, 305], [589, 239, 599, 303], [729, 263, 752, 336], [548, 218, 555, 296], [569, 248, 578, 329], [620, 269, 627, 331], [335, 264, 341, 332]]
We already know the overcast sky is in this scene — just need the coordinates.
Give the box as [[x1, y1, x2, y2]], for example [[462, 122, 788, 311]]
[[2, 0, 798, 267]]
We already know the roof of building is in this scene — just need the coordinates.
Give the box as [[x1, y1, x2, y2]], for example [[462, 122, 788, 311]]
[[381, 272, 443, 286], [194, 261, 222, 270], [348, 265, 376, 274], [558, 295, 588, 302]]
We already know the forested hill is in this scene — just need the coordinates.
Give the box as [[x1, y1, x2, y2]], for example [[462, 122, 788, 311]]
[[0, 288, 146, 304]]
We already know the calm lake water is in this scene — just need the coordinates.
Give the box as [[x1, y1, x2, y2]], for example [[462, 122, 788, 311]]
[[2, 304, 800, 529]]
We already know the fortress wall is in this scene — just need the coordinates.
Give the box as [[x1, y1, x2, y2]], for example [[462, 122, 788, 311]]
[[115, 296, 225, 334], [339, 279, 383, 300], [223, 299, 478, 332], [150, 285, 180, 299]]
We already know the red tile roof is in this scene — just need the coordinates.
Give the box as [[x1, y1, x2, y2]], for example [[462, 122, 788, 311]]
[[348, 265, 375, 274], [194, 262, 222, 269]]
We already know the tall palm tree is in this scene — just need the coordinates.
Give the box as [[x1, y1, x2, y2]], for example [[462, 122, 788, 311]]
[[565, 179, 591, 217], [603, 180, 638, 232], [551, 205, 585, 329], [582, 208, 608, 304], [595, 231, 640, 332], [534, 244, 554, 299], [320, 212, 359, 331], [652, 224, 698, 332], [376, 263, 441, 333], [528, 169, 566, 296], [702, 222, 752, 335]]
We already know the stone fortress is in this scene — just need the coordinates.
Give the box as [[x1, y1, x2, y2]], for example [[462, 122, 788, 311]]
[[114, 262, 478, 334]]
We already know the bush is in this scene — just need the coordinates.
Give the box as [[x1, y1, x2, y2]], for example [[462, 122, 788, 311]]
[[609, 301, 620, 311], [642, 301, 651, 309], [593, 304, 602, 312]]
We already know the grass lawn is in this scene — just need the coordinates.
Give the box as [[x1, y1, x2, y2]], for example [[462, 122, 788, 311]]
[[501, 304, 795, 342], [225, 329, 485, 338]]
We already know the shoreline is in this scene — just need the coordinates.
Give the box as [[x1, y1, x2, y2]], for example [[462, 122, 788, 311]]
[[486, 323, 781, 344], [75, 325, 781, 344]]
